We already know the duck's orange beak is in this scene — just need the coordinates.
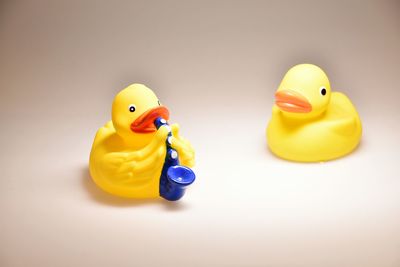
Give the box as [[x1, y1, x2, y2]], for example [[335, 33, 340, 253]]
[[275, 90, 312, 113], [130, 106, 169, 133]]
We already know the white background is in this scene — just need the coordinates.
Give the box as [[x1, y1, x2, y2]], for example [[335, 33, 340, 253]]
[[1, 1, 399, 266]]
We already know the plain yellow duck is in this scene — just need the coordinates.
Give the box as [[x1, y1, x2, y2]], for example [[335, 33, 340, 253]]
[[267, 64, 362, 162], [89, 84, 195, 198]]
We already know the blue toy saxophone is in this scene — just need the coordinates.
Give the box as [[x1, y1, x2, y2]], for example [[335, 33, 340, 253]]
[[155, 117, 196, 201]]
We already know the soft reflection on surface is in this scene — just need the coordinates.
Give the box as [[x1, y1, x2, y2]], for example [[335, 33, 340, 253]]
[[1, 0, 400, 266], [81, 166, 189, 211]]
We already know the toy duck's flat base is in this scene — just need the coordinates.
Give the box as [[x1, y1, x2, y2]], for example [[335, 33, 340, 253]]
[[267, 92, 362, 162], [267, 142, 361, 163]]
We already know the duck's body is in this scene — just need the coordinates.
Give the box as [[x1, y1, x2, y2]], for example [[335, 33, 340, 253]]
[[89, 121, 166, 198], [267, 64, 362, 162], [89, 84, 195, 198], [267, 92, 362, 162]]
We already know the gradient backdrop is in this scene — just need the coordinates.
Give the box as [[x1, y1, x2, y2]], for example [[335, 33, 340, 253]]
[[1, 1, 400, 266]]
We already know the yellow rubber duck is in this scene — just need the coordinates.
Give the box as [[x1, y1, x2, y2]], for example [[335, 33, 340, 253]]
[[89, 84, 195, 199], [266, 64, 362, 162]]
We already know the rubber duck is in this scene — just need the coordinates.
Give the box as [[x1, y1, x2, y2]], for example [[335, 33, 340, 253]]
[[266, 64, 362, 162], [89, 84, 195, 200]]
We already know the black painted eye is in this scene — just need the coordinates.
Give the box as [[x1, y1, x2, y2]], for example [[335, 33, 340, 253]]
[[158, 100, 161, 106], [128, 104, 136, 112], [320, 87, 327, 96]]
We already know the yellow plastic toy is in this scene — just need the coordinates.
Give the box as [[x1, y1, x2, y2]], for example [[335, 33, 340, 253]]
[[89, 84, 195, 200], [266, 64, 362, 162]]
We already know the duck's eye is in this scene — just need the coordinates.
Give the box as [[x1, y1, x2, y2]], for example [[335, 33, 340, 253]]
[[158, 100, 161, 106], [128, 104, 136, 112], [320, 87, 327, 96]]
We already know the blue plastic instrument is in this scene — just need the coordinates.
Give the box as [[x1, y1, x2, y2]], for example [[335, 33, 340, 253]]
[[155, 117, 196, 201]]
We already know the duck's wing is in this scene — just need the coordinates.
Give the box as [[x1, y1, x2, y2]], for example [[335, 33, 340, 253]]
[[100, 126, 169, 182], [324, 92, 361, 136], [101, 148, 166, 182], [170, 124, 195, 168], [323, 115, 358, 136]]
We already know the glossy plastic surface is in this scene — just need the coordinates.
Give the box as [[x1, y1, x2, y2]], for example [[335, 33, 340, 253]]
[[89, 84, 195, 199], [267, 64, 362, 162], [155, 117, 195, 201]]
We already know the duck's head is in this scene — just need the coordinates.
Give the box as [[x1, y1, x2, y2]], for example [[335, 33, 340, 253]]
[[112, 84, 169, 148], [275, 64, 331, 119]]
